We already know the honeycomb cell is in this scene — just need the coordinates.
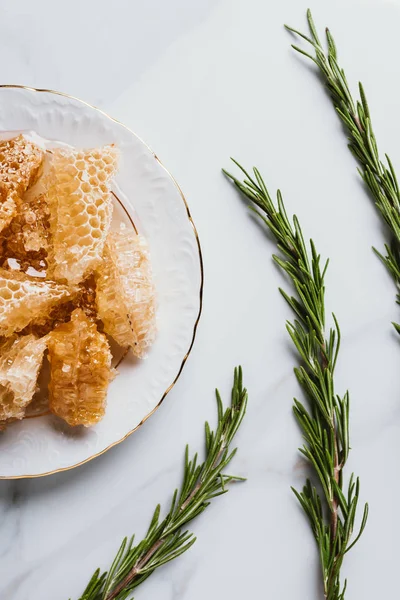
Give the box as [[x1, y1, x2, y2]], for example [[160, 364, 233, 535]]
[[45, 145, 119, 285], [0, 135, 44, 233], [0, 268, 71, 336], [0, 333, 47, 421], [95, 225, 156, 357], [47, 308, 113, 427]]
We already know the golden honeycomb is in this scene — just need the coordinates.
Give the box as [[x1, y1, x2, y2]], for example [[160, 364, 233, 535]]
[[45, 145, 119, 285], [0, 136, 156, 430], [47, 308, 113, 427], [0, 333, 47, 421], [0, 186, 18, 236], [96, 225, 156, 357], [0, 135, 44, 233], [1, 191, 50, 273], [22, 275, 98, 338], [0, 268, 71, 337]]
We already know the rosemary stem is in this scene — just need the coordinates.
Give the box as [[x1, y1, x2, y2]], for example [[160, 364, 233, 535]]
[[105, 539, 164, 600], [331, 426, 340, 541], [224, 160, 368, 599], [287, 9, 400, 308], [74, 368, 248, 600]]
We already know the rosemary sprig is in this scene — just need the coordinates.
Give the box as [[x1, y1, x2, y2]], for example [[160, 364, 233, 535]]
[[223, 161, 368, 600], [73, 367, 247, 600], [286, 9, 400, 308]]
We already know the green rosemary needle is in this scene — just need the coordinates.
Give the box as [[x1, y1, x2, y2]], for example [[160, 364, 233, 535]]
[[223, 161, 368, 600], [286, 9, 400, 312], [73, 367, 247, 600]]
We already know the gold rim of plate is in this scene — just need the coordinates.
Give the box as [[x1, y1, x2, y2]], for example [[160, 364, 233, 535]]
[[0, 84, 204, 480]]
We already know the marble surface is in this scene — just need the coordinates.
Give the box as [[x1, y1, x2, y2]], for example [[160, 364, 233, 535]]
[[0, 0, 400, 597]]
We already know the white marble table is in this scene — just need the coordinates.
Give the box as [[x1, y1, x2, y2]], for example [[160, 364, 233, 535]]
[[1, 0, 399, 597]]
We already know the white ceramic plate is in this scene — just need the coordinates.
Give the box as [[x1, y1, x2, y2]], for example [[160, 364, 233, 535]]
[[0, 86, 203, 479]]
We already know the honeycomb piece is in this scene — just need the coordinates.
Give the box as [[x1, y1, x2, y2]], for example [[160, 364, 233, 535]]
[[47, 308, 113, 427], [20, 298, 75, 338], [0, 268, 71, 337], [1, 191, 50, 274], [45, 145, 119, 285], [74, 274, 97, 320], [0, 135, 44, 233], [0, 186, 17, 235], [0, 333, 47, 421], [0, 135, 44, 196], [21, 275, 98, 338], [95, 225, 156, 357]]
